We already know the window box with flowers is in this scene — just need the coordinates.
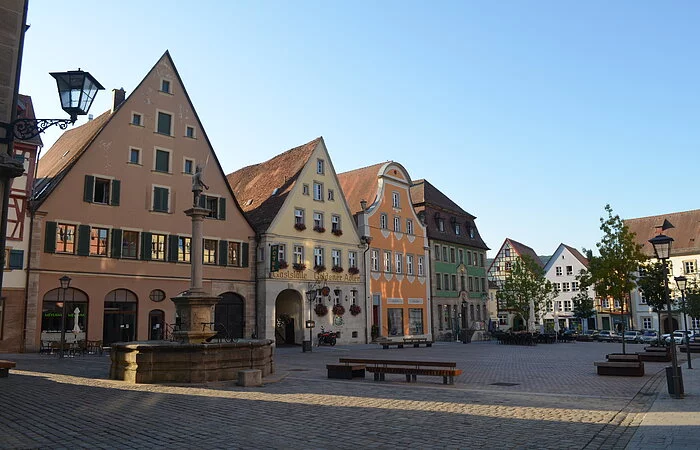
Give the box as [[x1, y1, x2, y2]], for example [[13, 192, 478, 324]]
[[294, 223, 306, 231], [331, 265, 343, 273], [332, 304, 345, 316], [314, 264, 326, 273], [348, 266, 360, 275], [313, 226, 326, 233], [278, 260, 289, 269], [331, 229, 343, 236], [314, 303, 328, 316], [292, 262, 306, 271], [350, 304, 361, 316]]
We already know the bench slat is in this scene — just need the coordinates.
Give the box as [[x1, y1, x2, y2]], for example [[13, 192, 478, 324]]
[[339, 358, 456, 368], [594, 361, 643, 367]]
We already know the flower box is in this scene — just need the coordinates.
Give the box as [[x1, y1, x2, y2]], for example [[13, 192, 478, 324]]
[[331, 229, 343, 236], [294, 223, 306, 231], [350, 304, 361, 316], [292, 263, 306, 271], [331, 266, 344, 273], [314, 265, 326, 273], [315, 303, 328, 316], [348, 267, 360, 275], [332, 304, 345, 316], [313, 226, 326, 233], [278, 260, 289, 269]]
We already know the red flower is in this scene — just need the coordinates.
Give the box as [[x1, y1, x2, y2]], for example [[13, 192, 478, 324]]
[[350, 304, 361, 316], [332, 304, 345, 316], [314, 304, 328, 316]]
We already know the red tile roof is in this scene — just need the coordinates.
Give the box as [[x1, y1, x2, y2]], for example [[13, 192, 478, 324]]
[[562, 244, 589, 268], [336, 162, 385, 214], [624, 209, 700, 257], [507, 238, 544, 268], [16, 94, 42, 146], [226, 137, 322, 232]]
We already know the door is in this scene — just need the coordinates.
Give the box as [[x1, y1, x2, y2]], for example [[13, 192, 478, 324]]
[[214, 292, 245, 339], [149, 310, 165, 340], [103, 289, 137, 345]]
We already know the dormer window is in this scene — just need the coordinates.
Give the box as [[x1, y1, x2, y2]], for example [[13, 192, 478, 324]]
[[455, 223, 461, 235], [438, 218, 445, 232], [469, 226, 475, 238]]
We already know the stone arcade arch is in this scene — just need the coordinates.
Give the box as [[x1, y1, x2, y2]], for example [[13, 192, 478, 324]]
[[41, 288, 89, 344], [274, 289, 303, 345]]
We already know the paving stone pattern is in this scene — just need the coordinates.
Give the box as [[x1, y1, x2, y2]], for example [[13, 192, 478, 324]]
[[0, 341, 689, 449]]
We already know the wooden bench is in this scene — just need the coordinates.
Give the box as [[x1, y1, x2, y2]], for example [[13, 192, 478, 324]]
[[326, 364, 366, 379], [0, 360, 16, 378], [339, 358, 461, 385], [403, 338, 433, 348], [679, 343, 700, 353], [377, 340, 404, 349], [606, 353, 640, 362], [637, 346, 672, 362], [594, 360, 644, 376]]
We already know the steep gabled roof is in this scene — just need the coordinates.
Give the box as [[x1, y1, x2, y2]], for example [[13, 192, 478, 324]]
[[563, 244, 589, 268], [336, 162, 385, 214], [227, 137, 321, 232], [508, 238, 544, 269], [410, 179, 473, 218], [624, 209, 700, 257], [16, 94, 42, 146]]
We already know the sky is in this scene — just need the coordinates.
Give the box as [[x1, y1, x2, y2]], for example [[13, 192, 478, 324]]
[[19, 1, 700, 258]]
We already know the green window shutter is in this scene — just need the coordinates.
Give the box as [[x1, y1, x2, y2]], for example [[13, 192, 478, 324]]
[[162, 188, 169, 212], [77, 224, 91, 256], [9, 250, 24, 269], [153, 188, 161, 211], [241, 242, 249, 267], [218, 198, 226, 220], [141, 232, 152, 260], [84, 175, 94, 202], [218, 240, 228, 266], [111, 179, 121, 206], [167, 235, 179, 262], [111, 229, 122, 258], [44, 221, 57, 253]]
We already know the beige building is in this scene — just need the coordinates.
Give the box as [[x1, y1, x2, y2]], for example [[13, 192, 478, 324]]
[[227, 138, 367, 346], [26, 51, 255, 351]]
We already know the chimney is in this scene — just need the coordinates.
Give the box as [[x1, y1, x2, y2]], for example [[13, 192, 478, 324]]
[[112, 88, 126, 112]]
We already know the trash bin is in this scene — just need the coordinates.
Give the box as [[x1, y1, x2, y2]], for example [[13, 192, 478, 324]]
[[302, 340, 312, 352], [461, 330, 471, 344], [665, 366, 684, 397]]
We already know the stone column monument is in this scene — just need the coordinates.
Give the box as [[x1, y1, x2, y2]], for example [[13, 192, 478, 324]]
[[171, 164, 219, 343]]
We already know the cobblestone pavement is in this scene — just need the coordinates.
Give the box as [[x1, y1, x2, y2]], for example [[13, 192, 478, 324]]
[[0, 340, 690, 449]]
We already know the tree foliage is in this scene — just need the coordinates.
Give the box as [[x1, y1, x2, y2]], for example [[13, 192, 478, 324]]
[[572, 278, 596, 324], [637, 261, 667, 313], [496, 255, 557, 332], [685, 280, 700, 325]]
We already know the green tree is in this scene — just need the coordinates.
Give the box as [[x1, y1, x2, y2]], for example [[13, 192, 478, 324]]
[[581, 205, 647, 353], [572, 274, 596, 332], [496, 255, 557, 332], [637, 261, 666, 344], [685, 280, 700, 332]]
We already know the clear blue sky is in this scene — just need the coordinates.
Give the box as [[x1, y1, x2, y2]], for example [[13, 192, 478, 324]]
[[20, 1, 700, 257]]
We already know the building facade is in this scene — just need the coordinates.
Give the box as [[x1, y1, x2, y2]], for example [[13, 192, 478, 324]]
[[410, 179, 489, 341], [338, 162, 431, 342], [228, 138, 367, 346], [25, 52, 255, 352]]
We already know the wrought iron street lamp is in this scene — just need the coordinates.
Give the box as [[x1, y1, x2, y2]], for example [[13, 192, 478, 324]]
[[649, 232, 683, 398], [303, 288, 317, 353], [675, 275, 692, 369], [58, 275, 72, 359]]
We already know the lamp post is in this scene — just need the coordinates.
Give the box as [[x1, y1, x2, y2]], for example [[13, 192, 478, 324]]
[[649, 233, 682, 398], [303, 288, 317, 352], [675, 275, 692, 369], [461, 299, 468, 343], [58, 275, 71, 359]]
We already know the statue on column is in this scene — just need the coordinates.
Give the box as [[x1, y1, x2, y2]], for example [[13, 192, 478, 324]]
[[192, 164, 209, 207]]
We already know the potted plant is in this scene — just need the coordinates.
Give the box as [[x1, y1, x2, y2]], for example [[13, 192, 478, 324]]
[[331, 265, 343, 273], [332, 304, 345, 316], [350, 304, 361, 316], [314, 303, 328, 316], [314, 264, 326, 273], [348, 266, 360, 275], [278, 260, 289, 269], [294, 223, 306, 231], [313, 225, 326, 233], [331, 228, 343, 236], [292, 262, 306, 271]]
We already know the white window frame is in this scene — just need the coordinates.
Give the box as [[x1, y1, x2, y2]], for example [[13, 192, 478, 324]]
[[317, 159, 324, 174], [302, 184, 309, 196], [418, 256, 424, 276], [183, 158, 195, 175], [313, 212, 324, 229], [131, 111, 143, 127], [406, 254, 414, 275], [555, 266, 563, 276], [406, 219, 413, 235], [393, 216, 401, 232], [293, 244, 304, 264], [294, 208, 305, 225], [153, 147, 172, 174], [185, 125, 195, 139], [349, 251, 357, 268], [332, 249, 341, 268], [380, 214, 388, 229], [160, 78, 172, 94], [392, 191, 400, 208], [384, 251, 392, 272], [371, 249, 379, 271], [314, 247, 324, 267], [313, 182, 323, 201], [395, 253, 403, 274]]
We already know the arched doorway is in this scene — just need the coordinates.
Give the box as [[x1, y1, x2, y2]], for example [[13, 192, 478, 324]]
[[41, 288, 88, 344], [148, 309, 165, 340], [275, 289, 303, 345], [214, 292, 245, 339], [103, 289, 137, 345], [663, 315, 679, 333]]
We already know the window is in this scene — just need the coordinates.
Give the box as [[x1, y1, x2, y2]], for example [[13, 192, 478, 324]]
[[157, 111, 172, 136], [563, 300, 572, 312], [480, 253, 484, 267], [203, 239, 217, 264], [293, 245, 304, 265], [555, 266, 563, 276], [642, 317, 653, 330], [185, 126, 195, 138], [313, 212, 324, 229], [418, 256, 424, 276], [434, 244, 440, 261], [155, 149, 170, 173], [184, 159, 194, 174], [442, 246, 448, 262], [161, 79, 171, 93], [122, 231, 139, 259], [349, 251, 357, 269], [317, 159, 324, 174], [93, 178, 111, 204], [294, 208, 305, 226], [438, 218, 445, 232], [371, 249, 379, 271], [178, 236, 191, 262], [481, 278, 486, 292], [458, 249, 464, 264], [505, 261, 511, 271], [393, 216, 401, 232], [228, 242, 241, 266], [614, 299, 621, 309], [451, 274, 457, 291], [314, 247, 324, 267], [313, 182, 323, 201], [450, 247, 456, 263], [571, 281, 579, 292], [436, 273, 442, 290], [692, 318, 700, 330], [380, 214, 388, 229], [395, 253, 403, 274], [388, 308, 404, 336], [455, 223, 461, 235], [302, 184, 309, 195], [562, 282, 570, 292], [152, 186, 170, 212], [444, 274, 450, 291], [384, 251, 392, 272], [684, 260, 697, 274], [199, 195, 223, 219], [406, 219, 413, 235], [129, 147, 140, 164], [56, 224, 76, 253], [406, 254, 414, 275], [469, 277, 474, 291], [392, 192, 400, 208], [504, 248, 511, 257], [89, 227, 108, 256], [332, 249, 341, 268], [327, 189, 334, 201], [554, 282, 561, 291], [409, 309, 424, 334], [467, 251, 472, 265], [151, 234, 166, 261], [566, 265, 573, 275], [131, 113, 142, 126], [331, 215, 340, 232]]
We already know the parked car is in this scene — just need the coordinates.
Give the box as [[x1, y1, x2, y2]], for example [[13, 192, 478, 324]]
[[623, 330, 643, 342], [639, 331, 659, 344], [596, 330, 620, 342], [664, 331, 696, 344]]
